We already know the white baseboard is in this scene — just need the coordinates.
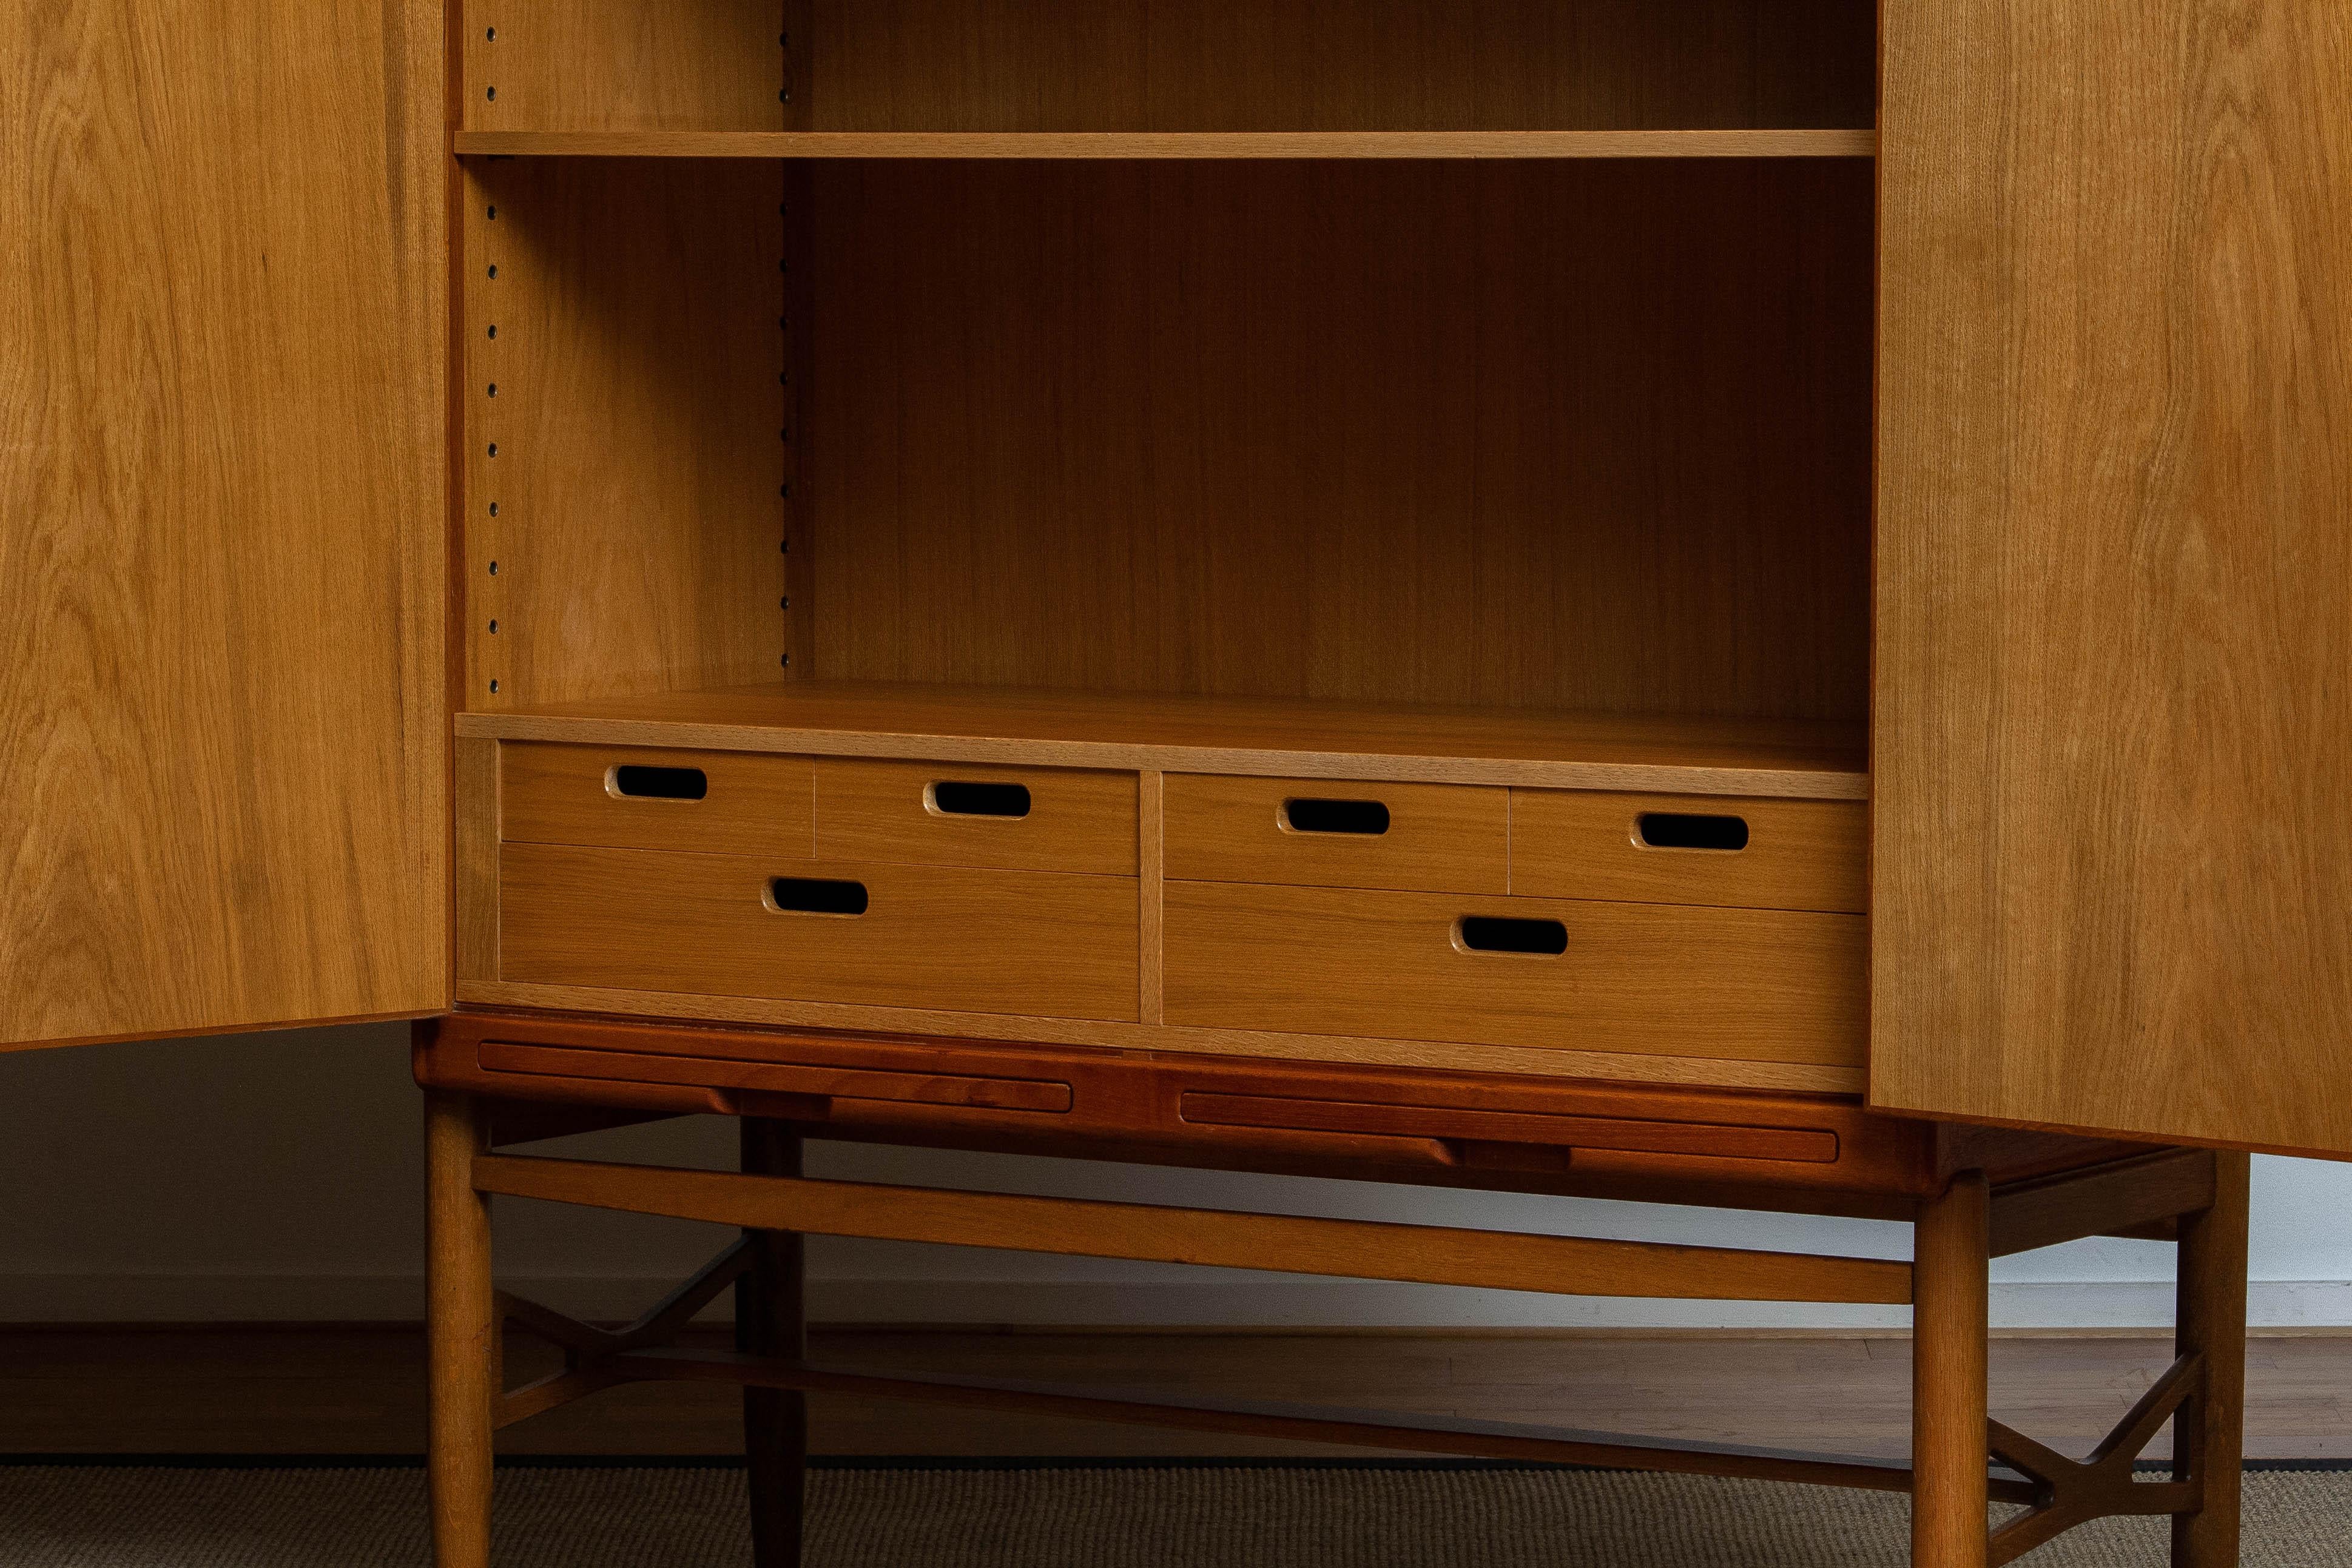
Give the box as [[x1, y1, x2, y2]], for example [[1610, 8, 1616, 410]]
[[4, 1273, 2347, 1331]]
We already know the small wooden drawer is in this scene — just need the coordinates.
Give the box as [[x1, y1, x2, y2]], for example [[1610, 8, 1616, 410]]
[[815, 759, 1136, 875], [500, 743, 813, 858], [1163, 881, 1863, 1066], [1511, 790, 1867, 913], [500, 843, 1139, 1020], [1164, 774, 1508, 894]]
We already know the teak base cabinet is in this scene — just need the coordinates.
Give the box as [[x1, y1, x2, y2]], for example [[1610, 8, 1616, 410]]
[[10, 0, 2349, 1564]]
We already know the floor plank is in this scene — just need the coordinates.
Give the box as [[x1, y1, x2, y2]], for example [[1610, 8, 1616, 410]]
[[0, 1328, 2344, 1459]]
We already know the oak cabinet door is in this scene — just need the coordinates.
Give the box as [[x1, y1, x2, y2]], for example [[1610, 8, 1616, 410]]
[[1, 1, 448, 1047], [1875, 0, 2352, 1154]]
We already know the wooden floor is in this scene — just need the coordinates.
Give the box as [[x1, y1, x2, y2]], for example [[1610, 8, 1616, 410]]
[[1, 1328, 2346, 1461]]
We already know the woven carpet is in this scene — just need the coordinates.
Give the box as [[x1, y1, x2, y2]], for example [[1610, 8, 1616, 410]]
[[4, 1464, 2346, 1567]]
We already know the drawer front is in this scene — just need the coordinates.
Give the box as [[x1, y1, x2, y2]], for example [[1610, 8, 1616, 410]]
[[1164, 775, 1508, 894], [500, 843, 1139, 1020], [1512, 791, 1866, 913], [502, 743, 813, 858], [815, 759, 1136, 875], [1163, 881, 1863, 1066]]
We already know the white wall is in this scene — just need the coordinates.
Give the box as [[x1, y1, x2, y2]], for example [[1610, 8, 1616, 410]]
[[4, 1023, 2348, 1329]]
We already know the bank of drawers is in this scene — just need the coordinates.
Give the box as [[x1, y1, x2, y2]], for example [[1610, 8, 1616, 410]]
[[1158, 774, 1867, 1066], [492, 745, 1865, 1066], [496, 744, 1140, 1021]]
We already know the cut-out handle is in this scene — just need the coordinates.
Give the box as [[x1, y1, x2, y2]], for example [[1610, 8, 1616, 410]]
[[1282, 798, 1391, 836], [927, 781, 1033, 819], [1636, 812, 1749, 852], [610, 764, 709, 801], [1457, 916, 1568, 956], [767, 877, 869, 917]]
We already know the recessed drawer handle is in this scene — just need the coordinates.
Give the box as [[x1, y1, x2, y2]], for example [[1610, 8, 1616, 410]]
[[928, 781, 1033, 818], [1455, 916, 1568, 957], [608, 764, 709, 801], [1635, 812, 1749, 852], [1282, 797, 1391, 835], [767, 877, 869, 917]]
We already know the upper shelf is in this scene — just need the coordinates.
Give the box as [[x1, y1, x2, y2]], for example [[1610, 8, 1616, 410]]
[[453, 130, 1876, 162], [457, 682, 1869, 801]]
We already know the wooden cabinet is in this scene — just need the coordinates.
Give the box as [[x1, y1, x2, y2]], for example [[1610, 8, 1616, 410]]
[[7, 0, 2349, 1160]]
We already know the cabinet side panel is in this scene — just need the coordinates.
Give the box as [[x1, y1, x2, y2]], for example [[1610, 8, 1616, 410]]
[[0, 0, 450, 1046], [1875, 0, 2352, 1152]]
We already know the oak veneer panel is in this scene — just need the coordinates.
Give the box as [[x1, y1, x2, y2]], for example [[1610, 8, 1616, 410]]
[[462, 0, 784, 132], [804, 0, 1873, 133], [1164, 776, 1509, 896], [463, 158, 787, 710], [0, 0, 447, 1046], [1512, 792, 1866, 913], [804, 161, 1873, 725], [459, 682, 1869, 799], [500, 744, 815, 858], [815, 760, 1136, 877], [500, 844, 1139, 1021], [1164, 883, 1865, 1068], [1876, 0, 2352, 1155]]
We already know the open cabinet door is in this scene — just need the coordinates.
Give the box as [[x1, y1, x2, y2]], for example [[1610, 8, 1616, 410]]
[[1, 1, 448, 1048], [1874, 0, 2352, 1154]]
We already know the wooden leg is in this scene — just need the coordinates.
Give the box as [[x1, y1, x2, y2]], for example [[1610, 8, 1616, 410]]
[[2174, 1151, 2250, 1567], [738, 1119, 808, 1568], [1913, 1171, 1991, 1568], [427, 1090, 496, 1568]]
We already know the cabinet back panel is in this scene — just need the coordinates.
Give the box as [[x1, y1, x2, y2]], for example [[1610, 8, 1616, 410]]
[[804, 160, 1873, 721], [463, 160, 791, 708], [463, 0, 790, 132], [810, 0, 1872, 133]]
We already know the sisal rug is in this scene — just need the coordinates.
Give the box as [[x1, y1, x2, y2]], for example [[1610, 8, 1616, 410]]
[[2, 1462, 2346, 1567]]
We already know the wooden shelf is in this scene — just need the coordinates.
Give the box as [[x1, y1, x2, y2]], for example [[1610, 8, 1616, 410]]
[[454, 129, 1876, 162], [456, 682, 1868, 799]]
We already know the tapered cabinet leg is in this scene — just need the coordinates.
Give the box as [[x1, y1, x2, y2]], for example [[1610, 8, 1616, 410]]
[[739, 1119, 809, 1567], [2174, 1152, 2250, 1567], [427, 1091, 496, 1568], [1913, 1171, 1991, 1568]]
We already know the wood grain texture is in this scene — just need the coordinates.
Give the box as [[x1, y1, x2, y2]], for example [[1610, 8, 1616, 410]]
[[501, 743, 815, 858], [462, 0, 783, 132], [472, 1154, 1916, 1306], [462, 158, 786, 712], [0, 0, 448, 1048], [1910, 1173, 1991, 1568], [499, 844, 1141, 1022], [456, 130, 1877, 160], [1874, 0, 2352, 1154], [800, 0, 1873, 133], [1139, 772, 1167, 1024], [801, 160, 1873, 727], [814, 759, 1136, 876], [456, 738, 502, 986], [425, 1091, 493, 1568], [458, 683, 1869, 799], [1163, 882, 1866, 1068], [1165, 775, 1509, 896], [2175, 1152, 2251, 1566], [1511, 791, 1867, 912], [454, 979, 1866, 1096]]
